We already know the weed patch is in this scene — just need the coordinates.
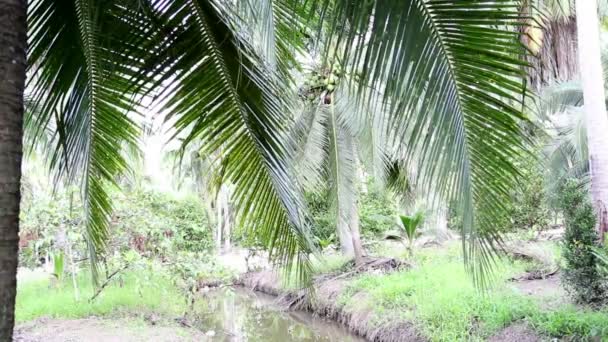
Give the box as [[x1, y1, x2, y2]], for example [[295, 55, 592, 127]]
[[338, 244, 608, 341], [16, 267, 186, 322]]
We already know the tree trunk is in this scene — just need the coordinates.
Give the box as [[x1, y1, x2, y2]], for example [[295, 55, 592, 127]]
[[336, 215, 354, 256], [223, 203, 231, 253], [349, 198, 364, 264], [216, 199, 223, 253], [525, 18, 578, 88], [576, 0, 608, 239], [0, 0, 27, 339], [435, 206, 450, 242], [216, 184, 232, 253]]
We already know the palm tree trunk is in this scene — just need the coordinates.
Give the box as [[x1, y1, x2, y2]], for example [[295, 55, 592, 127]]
[[525, 18, 578, 88], [576, 0, 608, 239], [0, 0, 27, 339], [336, 216, 354, 255], [349, 198, 364, 264], [435, 206, 450, 242]]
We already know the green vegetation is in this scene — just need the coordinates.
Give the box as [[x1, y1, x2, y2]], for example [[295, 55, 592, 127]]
[[305, 181, 399, 248], [6, 1, 608, 341], [19, 187, 213, 269], [338, 245, 608, 341], [559, 179, 607, 304], [15, 268, 186, 322], [398, 211, 425, 256]]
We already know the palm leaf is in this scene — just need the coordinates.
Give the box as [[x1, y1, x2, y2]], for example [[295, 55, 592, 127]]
[[292, 105, 329, 189], [306, 0, 533, 285], [236, 0, 307, 78], [147, 0, 314, 281], [27, 0, 150, 283], [326, 99, 359, 255], [399, 212, 424, 242]]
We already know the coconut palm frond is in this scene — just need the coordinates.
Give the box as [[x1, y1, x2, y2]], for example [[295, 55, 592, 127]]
[[325, 100, 359, 254], [236, 0, 307, 77], [147, 0, 314, 281], [292, 105, 329, 189], [27, 0, 151, 284], [306, 0, 533, 285]]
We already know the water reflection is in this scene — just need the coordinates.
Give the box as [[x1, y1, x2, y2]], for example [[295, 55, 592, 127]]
[[191, 287, 365, 342]]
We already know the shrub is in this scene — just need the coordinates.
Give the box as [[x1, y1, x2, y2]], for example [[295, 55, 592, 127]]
[[559, 179, 606, 304], [509, 159, 550, 233], [447, 153, 550, 235], [305, 180, 398, 247], [19, 189, 87, 267], [305, 189, 335, 245], [111, 189, 213, 257], [359, 181, 398, 237], [19, 187, 214, 269]]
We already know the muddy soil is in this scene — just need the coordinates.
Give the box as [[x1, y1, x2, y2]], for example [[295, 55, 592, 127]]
[[13, 318, 208, 342]]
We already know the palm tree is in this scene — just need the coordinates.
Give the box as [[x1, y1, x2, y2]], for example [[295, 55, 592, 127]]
[[0, 0, 27, 339], [575, 0, 608, 239], [523, 0, 580, 87], [293, 65, 389, 262], [523, 0, 608, 87], [1, 0, 533, 336]]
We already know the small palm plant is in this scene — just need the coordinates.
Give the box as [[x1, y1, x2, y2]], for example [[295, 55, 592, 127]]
[[51, 251, 65, 283], [399, 211, 425, 257]]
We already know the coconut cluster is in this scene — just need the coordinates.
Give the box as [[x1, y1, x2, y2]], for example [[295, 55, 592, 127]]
[[301, 62, 343, 103]]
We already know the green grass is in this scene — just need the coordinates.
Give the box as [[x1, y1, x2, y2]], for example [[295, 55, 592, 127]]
[[16, 243, 608, 340], [16, 266, 187, 322], [338, 244, 608, 341]]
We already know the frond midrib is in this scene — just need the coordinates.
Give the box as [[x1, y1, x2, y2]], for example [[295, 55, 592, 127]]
[[74, 0, 106, 284]]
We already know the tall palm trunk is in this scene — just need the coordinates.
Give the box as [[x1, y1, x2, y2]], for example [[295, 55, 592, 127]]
[[349, 198, 364, 263], [0, 0, 27, 339], [576, 0, 608, 239]]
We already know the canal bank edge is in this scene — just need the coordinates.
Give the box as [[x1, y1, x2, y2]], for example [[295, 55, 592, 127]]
[[238, 271, 428, 342]]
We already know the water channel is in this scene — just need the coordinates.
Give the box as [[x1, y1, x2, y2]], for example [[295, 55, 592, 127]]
[[191, 287, 365, 341]]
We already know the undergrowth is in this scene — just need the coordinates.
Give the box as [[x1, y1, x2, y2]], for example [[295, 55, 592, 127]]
[[15, 266, 186, 322], [338, 244, 608, 341]]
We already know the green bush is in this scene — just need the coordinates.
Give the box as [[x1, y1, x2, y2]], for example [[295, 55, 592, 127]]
[[447, 154, 550, 234], [305, 189, 335, 245], [19, 189, 86, 267], [305, 180, 398, 247], [509, 158, 550, 233], [109, 189, 213, 257], [559, 179, 606, 304], [359, 181, 398, 237], [19, 187, 214, 268]]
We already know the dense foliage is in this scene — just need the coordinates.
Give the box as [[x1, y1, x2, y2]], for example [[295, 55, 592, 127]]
[[508, 155, 551, 233], [19, 187, 213, 269], [111, 190, 212, 257], [447, 154, 551, 235], [559, 179, 606, 304], [305, 180, 398, 249]]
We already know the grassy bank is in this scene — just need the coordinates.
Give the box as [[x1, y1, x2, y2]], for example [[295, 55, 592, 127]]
[[242, 242, 608, 341], [16, 242, 608, 341], [15, 266, 187, 322], [335, 244, 608, 341]]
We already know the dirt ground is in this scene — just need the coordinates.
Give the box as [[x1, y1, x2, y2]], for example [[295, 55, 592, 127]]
[[509, 273, 569, 310], [13, 318, 209, 342], [488, 323, 542, 342]]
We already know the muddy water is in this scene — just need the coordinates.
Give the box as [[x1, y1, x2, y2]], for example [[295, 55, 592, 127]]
[[191, 287, 365, 342]]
